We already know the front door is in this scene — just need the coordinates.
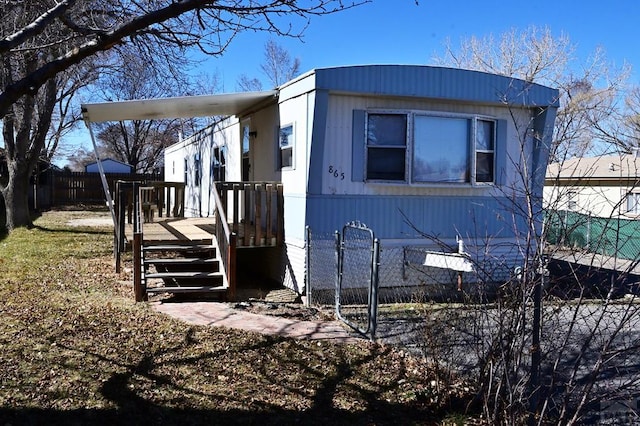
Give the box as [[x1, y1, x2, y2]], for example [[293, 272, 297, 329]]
[[241, 121, 251, 181]]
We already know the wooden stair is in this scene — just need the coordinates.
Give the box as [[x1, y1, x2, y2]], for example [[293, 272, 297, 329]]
[[141, 240, 228, 298]]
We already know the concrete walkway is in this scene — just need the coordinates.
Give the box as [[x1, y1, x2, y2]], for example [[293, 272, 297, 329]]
[[152, 301, 362, 343]]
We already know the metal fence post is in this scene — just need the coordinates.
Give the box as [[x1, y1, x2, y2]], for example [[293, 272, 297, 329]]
[[305, 226, 311, 307], [368, 238, 381, 340], [334, 230, 342, 318]]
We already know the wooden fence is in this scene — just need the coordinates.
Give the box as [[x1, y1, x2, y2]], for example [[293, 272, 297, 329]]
[[39, 170, 162, 208]]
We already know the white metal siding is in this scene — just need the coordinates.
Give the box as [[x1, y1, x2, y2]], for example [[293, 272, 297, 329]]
[[323, 94, 534, 197], [245, 105, 279, 182], [277, 92, 313, 196]]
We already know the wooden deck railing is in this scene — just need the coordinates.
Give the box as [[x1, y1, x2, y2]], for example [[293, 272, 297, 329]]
[[213, 185, 237, 301], [123, 180, 282, 302], [215, 181, 284, 247], [148, 181, 185, 219], [114, 180, 185, 272]]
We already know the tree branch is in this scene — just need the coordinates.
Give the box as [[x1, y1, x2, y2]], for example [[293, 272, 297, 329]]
[[0, 1, 367, 118], [0, 0, 77, 54]]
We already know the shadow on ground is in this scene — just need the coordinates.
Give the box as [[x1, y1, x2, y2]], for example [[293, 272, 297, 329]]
[[0, 405, 442, 426]]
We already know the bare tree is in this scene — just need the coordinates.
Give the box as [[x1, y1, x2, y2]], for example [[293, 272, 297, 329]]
[[237, 38, 302, 91], [435, 26, 630, 161], [423, 26, 640, 424], [237, 75, 264, 92], [65, 146, 97, 172], [89, 44, 190, 173], [0, 0, 366, 232], [46, 62, 98, 164], [261, 39, 301, 87]]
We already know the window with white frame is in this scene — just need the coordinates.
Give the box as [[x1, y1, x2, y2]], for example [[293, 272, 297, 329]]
[[567, 190, 578, 210], [194, 154, 201, 187], [212, 146, 226, 182], [366, 114, 407, 180], [626, 192, 640, 214], [278, 124, 294, 169], [366, 111, 496, 184]]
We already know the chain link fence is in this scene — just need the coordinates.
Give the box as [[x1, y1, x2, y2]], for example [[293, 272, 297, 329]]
[[335, 222, 379, 339], [307, 221, 640, 423], [307, 226, 522, 346]]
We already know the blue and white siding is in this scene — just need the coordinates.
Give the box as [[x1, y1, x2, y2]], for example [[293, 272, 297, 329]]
[[163, 65, 558, 295], [292, 66, 557, 292]]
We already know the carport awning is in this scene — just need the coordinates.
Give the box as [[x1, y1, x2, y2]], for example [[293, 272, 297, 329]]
[[81, 90, 278, 123]]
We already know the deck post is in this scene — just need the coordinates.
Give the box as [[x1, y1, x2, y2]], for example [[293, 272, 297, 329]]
[[227, 233, 237, 301], [133, 232, 145, 302], [243, 183, 251, 245], [255, 184, 263, 245], [115, 182, 126, 273], [114, 181, 120, 272], [276, 184, 284, 245], [232, 184, 240, 235], [265, 184, 273, 244]]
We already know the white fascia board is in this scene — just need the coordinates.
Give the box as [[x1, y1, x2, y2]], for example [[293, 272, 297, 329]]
[[82, 91, 277, 123]]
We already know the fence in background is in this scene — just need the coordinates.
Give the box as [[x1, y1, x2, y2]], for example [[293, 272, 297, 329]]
[[38, 170, 161, 208], [545, 209, 640, 260]]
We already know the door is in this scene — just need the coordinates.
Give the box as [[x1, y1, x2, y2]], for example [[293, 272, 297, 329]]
[[241, 121, 251, 181]]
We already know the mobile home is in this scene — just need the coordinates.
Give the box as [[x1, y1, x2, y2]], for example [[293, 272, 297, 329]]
[[163, 65, 559, 298]]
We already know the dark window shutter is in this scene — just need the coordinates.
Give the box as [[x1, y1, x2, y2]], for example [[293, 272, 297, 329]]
[[494, 119, 508, 186], [351, 110, 366, 182]]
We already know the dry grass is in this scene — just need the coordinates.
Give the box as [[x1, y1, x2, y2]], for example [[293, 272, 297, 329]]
[[0, 209, 475, 425]]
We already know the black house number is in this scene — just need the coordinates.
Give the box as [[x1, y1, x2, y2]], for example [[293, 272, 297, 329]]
[[328, 165, 345, 180]]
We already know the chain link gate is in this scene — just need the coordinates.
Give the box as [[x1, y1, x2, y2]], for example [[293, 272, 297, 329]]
[[335, 221, 380, 340]]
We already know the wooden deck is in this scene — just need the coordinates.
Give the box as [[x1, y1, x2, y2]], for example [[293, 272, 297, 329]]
[[125, 217, 216, 245], [124, 216, 280, 248], [118, 181, 283, 301]]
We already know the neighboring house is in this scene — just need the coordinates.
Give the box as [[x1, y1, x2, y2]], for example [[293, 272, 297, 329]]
[[545, 153, 640, 218], [85, 158, 133, 174], [163, 65, 558, 295]]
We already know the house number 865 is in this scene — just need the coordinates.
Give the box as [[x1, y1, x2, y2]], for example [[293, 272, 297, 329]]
[[328, 165, 345, 180]]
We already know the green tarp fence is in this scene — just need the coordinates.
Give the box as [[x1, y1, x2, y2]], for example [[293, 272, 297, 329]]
[[545, 210, 640, 260]]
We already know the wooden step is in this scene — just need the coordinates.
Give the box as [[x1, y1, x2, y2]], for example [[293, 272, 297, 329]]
[[143, 244, 215, 252], [145, 271, 224, 280], [144, 258, 218, 266], [146, 285, 228, 294]]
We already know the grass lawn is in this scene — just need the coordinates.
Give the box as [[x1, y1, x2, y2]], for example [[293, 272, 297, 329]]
[[0, 209, 474, 425]]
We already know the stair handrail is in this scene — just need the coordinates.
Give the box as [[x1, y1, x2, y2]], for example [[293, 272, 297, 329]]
[[132, 181, 146, 301], [213, 182, 237, 300]]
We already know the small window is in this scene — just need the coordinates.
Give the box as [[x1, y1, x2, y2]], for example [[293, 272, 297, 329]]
[[475, 120, 495, 183], [279, 124, 294, 169], [567, 191, 577, 210], [194, 154, 201, 187], [367, 114, 407, 181], [626, 192, 640, 214], [183, 158, 188, 185], [212, 146, 226, 182]]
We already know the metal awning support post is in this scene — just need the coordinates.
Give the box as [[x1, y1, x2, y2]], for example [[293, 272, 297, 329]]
[[84, 119, 117, 228]]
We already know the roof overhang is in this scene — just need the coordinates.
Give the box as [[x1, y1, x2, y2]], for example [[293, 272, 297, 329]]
[[81, 90, 278, 123]]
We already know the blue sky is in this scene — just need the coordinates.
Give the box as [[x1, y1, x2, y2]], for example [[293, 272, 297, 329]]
[[207, 0, 640, 90], [54, 0, 640, 165]]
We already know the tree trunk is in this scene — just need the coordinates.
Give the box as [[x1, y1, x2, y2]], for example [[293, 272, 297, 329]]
[[2, 161, 33, 231]]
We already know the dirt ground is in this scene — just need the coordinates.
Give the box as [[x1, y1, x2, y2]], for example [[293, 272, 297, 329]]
[[234, 299, 336, 322]]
